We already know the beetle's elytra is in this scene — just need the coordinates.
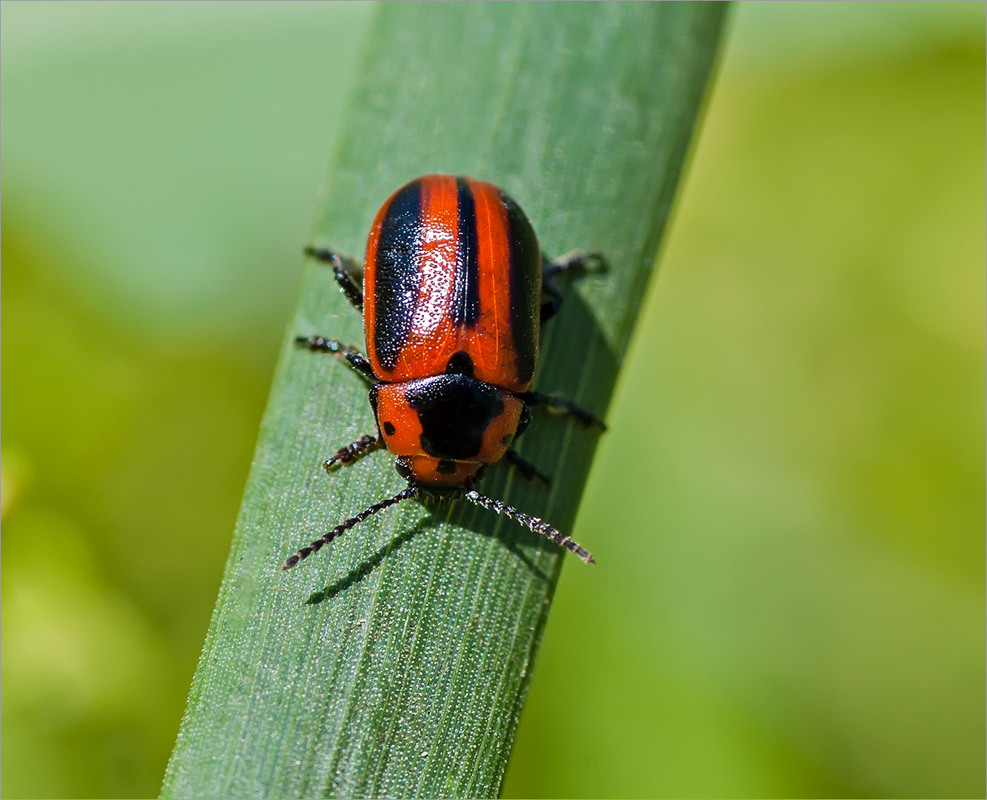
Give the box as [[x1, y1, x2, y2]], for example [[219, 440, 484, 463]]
[[283, 174, 605, 570]]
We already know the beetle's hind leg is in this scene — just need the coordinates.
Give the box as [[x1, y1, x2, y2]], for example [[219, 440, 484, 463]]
[[294, 337, 374, 382], [304, 246, 364, 312], [540, 250, 608, 322]]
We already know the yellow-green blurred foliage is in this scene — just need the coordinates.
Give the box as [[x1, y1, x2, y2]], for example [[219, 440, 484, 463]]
[[2, 3, 983, 798]]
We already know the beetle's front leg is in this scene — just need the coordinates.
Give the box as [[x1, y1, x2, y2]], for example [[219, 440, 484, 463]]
[[294, 336, 374, 382], [323, 434, 385, 473]]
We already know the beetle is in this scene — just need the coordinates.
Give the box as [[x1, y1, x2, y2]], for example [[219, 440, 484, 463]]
[[282, 174, 605, 571]]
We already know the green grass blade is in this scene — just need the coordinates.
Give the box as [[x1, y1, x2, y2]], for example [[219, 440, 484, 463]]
[[161, 3, 726, 798]]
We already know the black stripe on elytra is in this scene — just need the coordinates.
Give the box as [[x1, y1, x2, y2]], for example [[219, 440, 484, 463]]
[[503, 191, 540, 384], [373, 179, 424, 370], [451, 178, 480, 327]]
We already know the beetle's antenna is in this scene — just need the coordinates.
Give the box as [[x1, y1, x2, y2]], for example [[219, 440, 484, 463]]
[[282, 487, 416, 570], [463, 490, 596, 564]]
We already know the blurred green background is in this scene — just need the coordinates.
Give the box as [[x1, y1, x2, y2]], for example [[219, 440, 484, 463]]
[[2, 2, 983, 798]]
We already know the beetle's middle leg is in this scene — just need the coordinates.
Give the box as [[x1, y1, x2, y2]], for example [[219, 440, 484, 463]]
[[294, 336, 374, 382], [518, 390, 606, 430]]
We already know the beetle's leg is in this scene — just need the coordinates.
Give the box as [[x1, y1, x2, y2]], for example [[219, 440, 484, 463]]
[[503, 449, 551, 487], [323, 434, 384, 473], [541, 250, 608, 322], [294, 337, 374, 381], [304, 246, 364, 312], [501, 407, 549, 481], [464, 490, 595, 564], [517, 390, 606, 430]]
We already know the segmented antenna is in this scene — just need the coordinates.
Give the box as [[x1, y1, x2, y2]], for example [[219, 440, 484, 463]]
[[282, 487, 416, 570], [464, 490, 596, 564]]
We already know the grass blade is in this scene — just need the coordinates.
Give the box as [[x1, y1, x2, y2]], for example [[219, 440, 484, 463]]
[[161, 3, 726, 797]]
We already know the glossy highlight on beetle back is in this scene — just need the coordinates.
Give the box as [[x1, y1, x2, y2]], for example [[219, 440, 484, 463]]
[[364, 175, 541, 393]]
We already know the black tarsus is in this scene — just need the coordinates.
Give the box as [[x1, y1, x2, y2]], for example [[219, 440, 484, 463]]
[[304, 246, 364, 312]]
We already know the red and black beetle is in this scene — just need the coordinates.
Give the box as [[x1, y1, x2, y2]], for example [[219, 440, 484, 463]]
[[283, 174, 604, 571]]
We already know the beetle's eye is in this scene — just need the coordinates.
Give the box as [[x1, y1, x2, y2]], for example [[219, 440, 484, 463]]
[[395, 458, 413, 480]]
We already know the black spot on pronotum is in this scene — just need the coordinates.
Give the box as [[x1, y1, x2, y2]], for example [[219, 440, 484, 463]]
[[407, 374, 504, 460], [436, 459, 457, 474], [383, 421, 396, 436]]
